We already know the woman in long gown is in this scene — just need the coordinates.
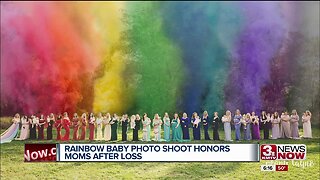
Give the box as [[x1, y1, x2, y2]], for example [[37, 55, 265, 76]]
[[233, 109, 242, 141], [251, 112, 260, 140], [142, 113, 151, 141], [171, 113, 183, 142], [88, 113, 95, 141], [281, 111, 291, 139], [54, 115, 62, 140], [192, 112, 201, 140], [260, 111, 269, 139], [95, 113, 103, 140], [104, 113, 112, 141], [30, 115, 37, 140], [130, 115, 136, 141], [163, 113, 171, 142], [16, 115, 29, 140], [302, 111, 312, 138], [181, 113, 190, 140], [110, 114, 118, 141], [38, 114, 45, 140], [212, 112, 220, 140], [46, 113, 54, 140], [130, 114, 136, 128], [267, 113, 272, 135], [130, 115, 136, 130], [133, 114, 141, 141], [271, 112, 281, 139], [61, 112, 70, 141], [153, 114, 162, 141], [72, 113, 80, 140], [202, 111, 211, 140], [290, 109, 300, 139], [79, 113, 87, 140], [222, 111, 232, 141], [1, 114, 20, 143], [243, 113, 251, 140], [121, 114, 129, 141]]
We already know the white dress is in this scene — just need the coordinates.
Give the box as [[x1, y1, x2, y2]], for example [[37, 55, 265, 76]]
[[153, 119, 162, 141], [95, 117, 103, 140], [142, 118, 151, 141], [1, 117, 20, 143], [104, 117, 111, 141], [16, 117, 30, 140], [302, 115, 312, 138], [222, 116, 232, 141]]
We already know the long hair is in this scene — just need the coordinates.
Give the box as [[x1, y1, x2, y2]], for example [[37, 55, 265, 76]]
[[192, 112, 197, 119], [174, 113, 179, 119], [306, 110, 312, 116]]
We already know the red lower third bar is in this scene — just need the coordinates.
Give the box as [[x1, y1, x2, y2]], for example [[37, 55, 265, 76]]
[[276, 165, 288, 171]]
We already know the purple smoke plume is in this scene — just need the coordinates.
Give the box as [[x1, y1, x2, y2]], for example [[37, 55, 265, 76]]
[[225, 2, 286, 114]]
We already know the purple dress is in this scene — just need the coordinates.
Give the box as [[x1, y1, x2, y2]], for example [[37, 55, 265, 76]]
[[251, 117, 260, 140]]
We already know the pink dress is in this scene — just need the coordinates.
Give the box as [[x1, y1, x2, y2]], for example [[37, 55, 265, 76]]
[[281, 115, 291, 138], [302, 115, 312, 138], [290, 115, 300, 139], [271, 117, 281, 139]]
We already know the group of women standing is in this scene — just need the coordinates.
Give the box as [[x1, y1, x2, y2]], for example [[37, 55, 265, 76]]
[[12, 109, 313, 142], [221, 109, 313, 141]]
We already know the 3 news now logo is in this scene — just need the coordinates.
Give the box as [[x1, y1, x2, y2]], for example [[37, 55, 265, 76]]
[[260, 144, 306, 160], [24, 144, 57, 162]]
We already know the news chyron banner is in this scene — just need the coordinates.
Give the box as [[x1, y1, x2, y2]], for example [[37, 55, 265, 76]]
[[58, 144, 259, 162], [25, 144, 259, 162], [24, 143, 308, 162]]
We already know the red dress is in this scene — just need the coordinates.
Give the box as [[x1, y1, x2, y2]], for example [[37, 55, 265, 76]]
[[38, 118, 46, 140], [61, 117, 71, 141], [72, 117, 79, 140], [80, 117, 87, 140], [54, 119, 62, 140], [89, 117, 95, 141]]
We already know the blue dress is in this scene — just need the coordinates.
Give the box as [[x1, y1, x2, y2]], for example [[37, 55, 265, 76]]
[[202, 116, 211, 140], [181, 117, 190, 140], [244, 119, 251, 140], [233, 115, 242, 140], [192, 118, 201, 140]]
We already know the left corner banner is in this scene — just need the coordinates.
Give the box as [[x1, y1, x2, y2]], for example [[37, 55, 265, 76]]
[[24, 144, 57, 162]]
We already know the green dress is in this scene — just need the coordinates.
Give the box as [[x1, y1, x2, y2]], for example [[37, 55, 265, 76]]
[[171, 118, 183, 142], [163, 117, 171, 141]]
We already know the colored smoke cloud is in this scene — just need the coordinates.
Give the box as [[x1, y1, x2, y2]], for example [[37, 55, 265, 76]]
[[0, 1, 318, 122]]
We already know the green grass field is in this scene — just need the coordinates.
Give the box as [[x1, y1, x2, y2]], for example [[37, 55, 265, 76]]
[[1, 120, 319, 179]]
